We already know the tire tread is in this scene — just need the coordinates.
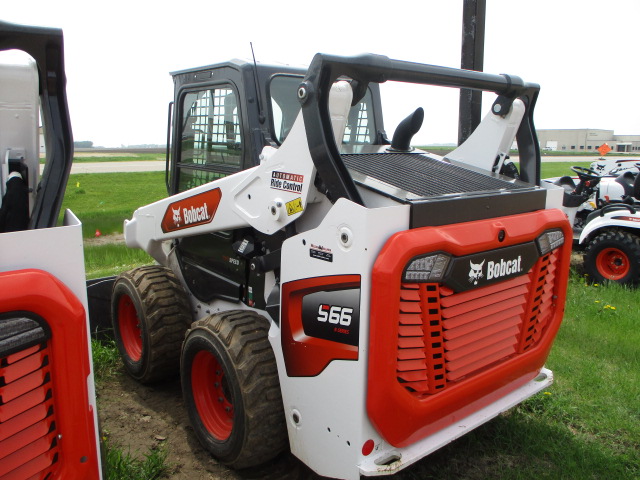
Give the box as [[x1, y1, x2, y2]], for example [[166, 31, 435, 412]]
[[584, 229, 640, 285], [112, 265, 191, 383], [184, 310, 287, 469]]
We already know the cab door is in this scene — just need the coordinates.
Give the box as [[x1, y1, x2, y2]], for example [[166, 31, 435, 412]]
[[171, 83, 248, 304]]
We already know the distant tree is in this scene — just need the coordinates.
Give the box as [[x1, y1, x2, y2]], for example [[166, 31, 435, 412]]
[[74, 141, 94, 148]]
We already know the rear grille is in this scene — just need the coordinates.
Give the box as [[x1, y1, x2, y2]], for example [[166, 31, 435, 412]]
[[1, 319, 59, 479], [342, 153, 526, 200], [397, 250, 560, 396]]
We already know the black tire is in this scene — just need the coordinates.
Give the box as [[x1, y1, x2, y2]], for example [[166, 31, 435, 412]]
[[111, 265, 192, 383], [584, 230, 640, 285], [181, 310, 287, 469]]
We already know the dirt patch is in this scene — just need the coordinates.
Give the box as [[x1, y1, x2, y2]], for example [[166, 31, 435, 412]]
[[85, 233, 125, 246], [571, 250, 586, 275], [97, 372, 320, 479]]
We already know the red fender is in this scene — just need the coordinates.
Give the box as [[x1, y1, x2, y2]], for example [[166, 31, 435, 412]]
[[0, 269, 100, 479]]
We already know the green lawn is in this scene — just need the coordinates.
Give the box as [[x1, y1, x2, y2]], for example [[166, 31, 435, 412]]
[[61, 172, 166, 238], [60, 171, 166, 278], [540, 161, 591, 179]]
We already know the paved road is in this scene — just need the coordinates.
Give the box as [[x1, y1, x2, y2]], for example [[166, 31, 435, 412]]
[[71, 161, 165, 174]]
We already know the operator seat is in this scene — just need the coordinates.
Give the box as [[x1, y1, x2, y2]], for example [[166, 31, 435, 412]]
[[554, 176, 576, 193], [633, 173, 640, 201], [328, 81, 353, 143], [0, 162, 29, 233], [615, 171, 636, 198]]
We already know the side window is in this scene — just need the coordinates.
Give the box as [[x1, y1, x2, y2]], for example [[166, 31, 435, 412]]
[[269, 75, 376, 146], [177, 86, 241, 193], [269, 76, 301, 144]]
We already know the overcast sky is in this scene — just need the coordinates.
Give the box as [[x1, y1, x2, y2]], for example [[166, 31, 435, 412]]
[[3, 0, 638, 147]]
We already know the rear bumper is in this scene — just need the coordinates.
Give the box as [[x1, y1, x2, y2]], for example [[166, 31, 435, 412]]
[[359, 367, 553, 476]]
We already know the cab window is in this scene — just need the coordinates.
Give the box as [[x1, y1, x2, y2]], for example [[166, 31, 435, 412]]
[[269, 75, 376, 145], [176, 86, 241, 192]]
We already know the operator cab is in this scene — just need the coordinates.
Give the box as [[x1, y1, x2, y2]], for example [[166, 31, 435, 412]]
[[166, 60, 389, 307], [167, 60, 387, 195]]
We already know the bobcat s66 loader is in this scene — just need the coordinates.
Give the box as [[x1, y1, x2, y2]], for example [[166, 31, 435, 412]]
[[112, 53, 571, 479]]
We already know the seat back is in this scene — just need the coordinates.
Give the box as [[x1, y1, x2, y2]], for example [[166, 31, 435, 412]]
[[633, 173, 640, 200], [554, 175, 576, 193], [615, 171, 635, 197]]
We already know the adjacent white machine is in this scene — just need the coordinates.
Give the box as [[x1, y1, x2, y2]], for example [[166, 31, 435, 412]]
[[548, 159, 640, 285], [0, 22, 101, 479]]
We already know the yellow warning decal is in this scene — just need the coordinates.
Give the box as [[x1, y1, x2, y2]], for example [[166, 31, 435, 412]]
[[286, 198, 304, 216]]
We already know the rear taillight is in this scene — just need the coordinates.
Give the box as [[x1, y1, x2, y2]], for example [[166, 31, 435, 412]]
[[536, 228, 565, 255], [403, 253, 451, 282]]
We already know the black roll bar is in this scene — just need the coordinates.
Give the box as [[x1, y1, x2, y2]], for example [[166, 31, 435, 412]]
[[298, 53, 541, 205]]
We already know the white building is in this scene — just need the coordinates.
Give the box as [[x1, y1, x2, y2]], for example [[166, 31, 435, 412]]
[[536, 129, 640, 153]]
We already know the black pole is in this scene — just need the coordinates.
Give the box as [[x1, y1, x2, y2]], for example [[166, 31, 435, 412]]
[[458, 0, 486, 145]]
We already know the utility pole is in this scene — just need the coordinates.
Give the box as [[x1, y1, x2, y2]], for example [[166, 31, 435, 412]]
[[458, 0, 486, 146]]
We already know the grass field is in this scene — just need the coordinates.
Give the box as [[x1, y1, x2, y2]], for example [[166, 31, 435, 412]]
[[67, 165, 638, 478], [60, 171, 166, 277], [539, 161, 590, 178], [61, 171, 166, 236]]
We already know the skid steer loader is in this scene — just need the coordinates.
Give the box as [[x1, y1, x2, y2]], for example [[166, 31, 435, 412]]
[[0, 22, 101, 479], [112, 53, 571, 479]]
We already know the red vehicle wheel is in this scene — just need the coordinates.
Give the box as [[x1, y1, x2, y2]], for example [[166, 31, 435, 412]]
[[117, 294, 142, 361], [584, 230, 640, 286], [181, 310, 287, 469], [111, 265, 191, 383], [595, 247, 630, 281], [191, 349, 234, 440]]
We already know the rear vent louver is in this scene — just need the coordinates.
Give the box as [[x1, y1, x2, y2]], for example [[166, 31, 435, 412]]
[[1, 317, 58, 479], [397, 251, 559, 396]]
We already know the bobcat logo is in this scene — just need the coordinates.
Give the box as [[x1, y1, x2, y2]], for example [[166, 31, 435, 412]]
[[172, 207, 182, 227], [468, 259, 485, 285]]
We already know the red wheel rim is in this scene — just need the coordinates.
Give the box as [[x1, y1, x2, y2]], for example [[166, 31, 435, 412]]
[[191, 350, 234, 440], [596, 247, 630, 280], [117, 294, 142, 361]]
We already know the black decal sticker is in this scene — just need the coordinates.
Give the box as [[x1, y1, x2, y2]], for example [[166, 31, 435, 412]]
[[445, 242, 540, 292], [301, 289, 360, 346], [310, 244, 333, 262], [310, 249, 333, 262]]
